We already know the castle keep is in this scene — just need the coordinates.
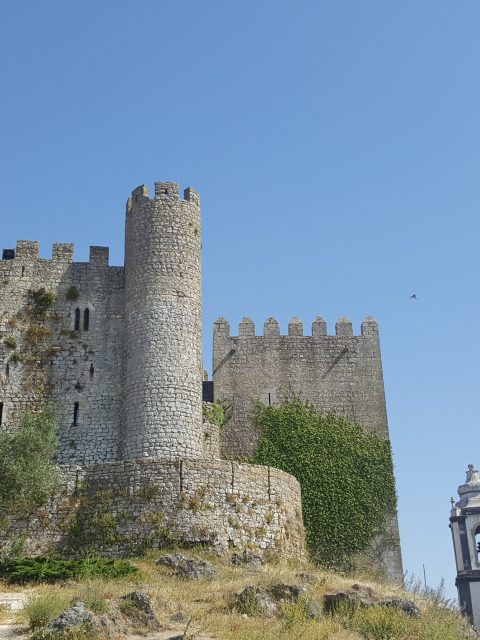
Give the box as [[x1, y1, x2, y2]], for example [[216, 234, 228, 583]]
[[0, 180, 401, 579], [0, 182, 305, 559]]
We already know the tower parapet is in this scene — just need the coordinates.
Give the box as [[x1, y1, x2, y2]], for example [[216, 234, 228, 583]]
[[213, 316, 388, 448], [122, 182, 203, 460]]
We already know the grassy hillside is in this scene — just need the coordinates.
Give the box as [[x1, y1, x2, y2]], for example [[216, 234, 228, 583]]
[[0, 550, 474, 640]]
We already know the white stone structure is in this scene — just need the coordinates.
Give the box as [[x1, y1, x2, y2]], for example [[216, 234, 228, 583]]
[[450, 464, 480, 629]]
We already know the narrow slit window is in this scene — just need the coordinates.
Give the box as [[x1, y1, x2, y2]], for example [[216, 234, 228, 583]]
[[73, 402, 79, 426], [0, 402, 3, 426], [74, 308, 81, 330], [89, 363, 94, 380], [5, 363, 9, 379], [83, 308, 90, 331]]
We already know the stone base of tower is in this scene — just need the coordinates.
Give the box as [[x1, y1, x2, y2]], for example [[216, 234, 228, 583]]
[[1, 459, 305, 559]]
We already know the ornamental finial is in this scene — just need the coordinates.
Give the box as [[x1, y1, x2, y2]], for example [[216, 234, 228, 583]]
[[466, 464, 480, 484]]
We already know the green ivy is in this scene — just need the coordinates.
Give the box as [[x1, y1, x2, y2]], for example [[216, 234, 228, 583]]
[[250, 399, 397, 568], [203, 402, 229, 427], [0, 405, 59, 514]]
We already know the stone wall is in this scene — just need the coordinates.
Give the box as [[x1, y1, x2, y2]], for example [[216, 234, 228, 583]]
[[0, 183, 204, 465], [0, 243, 124, 464], [213, 315, 388, 458], [122, 183, 203, 460], [0, 180, 306, 565], [3, 459, 305, 559], [0, 178, 406, 575], [212, 314, 404, 582]]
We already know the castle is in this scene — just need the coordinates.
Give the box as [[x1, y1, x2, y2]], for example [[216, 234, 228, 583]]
[[0, 181, 402, 580]]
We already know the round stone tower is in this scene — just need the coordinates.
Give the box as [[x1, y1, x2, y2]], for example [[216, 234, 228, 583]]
[[122, 182, 203, 460]]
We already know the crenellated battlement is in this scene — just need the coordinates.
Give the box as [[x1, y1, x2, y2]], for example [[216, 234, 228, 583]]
[[126, 182, 200, 213], [0, 242, 115, 267], [0, 240, 74, 264], [89, 246, 109, 266], [213, 315, 379, 338], [213, 310, 389, 467]]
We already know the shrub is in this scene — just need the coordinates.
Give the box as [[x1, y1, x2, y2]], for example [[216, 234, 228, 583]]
[[74, 584, 108, 614], [0, 534, 26, 563], [3, 336, 17, 349], [250, 400, 397, 567], [29, 288, 56, 318], [340, 602, 471, 640], [66, 286, 80, 301], [24, 591, 71, 630], [0, 555, 137, 584], [203, 402, 230, 427], [345, 605, 410, 640], [0, 405, 59, 513]]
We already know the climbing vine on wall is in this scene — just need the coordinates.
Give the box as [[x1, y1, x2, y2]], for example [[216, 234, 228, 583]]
[[4, 288, 57, 402], [250, 399, 397, 568]]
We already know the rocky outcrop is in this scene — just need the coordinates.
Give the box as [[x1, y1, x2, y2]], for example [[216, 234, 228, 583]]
[[234, 583, 321, 619], [323, 583, 419, 617], [230, 550, 264, 571], [48, 601, 95, 631], [156, 554, 216, 580]]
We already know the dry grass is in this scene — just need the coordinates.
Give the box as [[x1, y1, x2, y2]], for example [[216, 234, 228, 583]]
[[0, 550, 471, 639], [0, 603, 11, 623], [20, 590, 72, 629]]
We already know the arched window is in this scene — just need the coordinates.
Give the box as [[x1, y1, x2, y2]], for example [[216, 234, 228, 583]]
[[83, 308, 90, 331], [74, 308, 81, 331], [89, 363, 94, 380]]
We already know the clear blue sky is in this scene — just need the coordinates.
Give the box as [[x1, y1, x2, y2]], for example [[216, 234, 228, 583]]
[[1, 0, 479, 598]]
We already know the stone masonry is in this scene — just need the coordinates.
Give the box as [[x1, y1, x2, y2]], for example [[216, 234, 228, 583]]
[[0, 179, 402, 577], [122, 183, 203, 460], [0, 181, 305, 560], [8, 459, 304, 559], [211, 315, 403, 582], [212, 315, 389, 458]]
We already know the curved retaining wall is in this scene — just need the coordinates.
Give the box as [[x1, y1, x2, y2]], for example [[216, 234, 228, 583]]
[[5, 459, 305, 559]]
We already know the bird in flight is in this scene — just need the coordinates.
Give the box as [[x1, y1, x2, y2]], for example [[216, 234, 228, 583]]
[[410, 294, 417, 301]]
